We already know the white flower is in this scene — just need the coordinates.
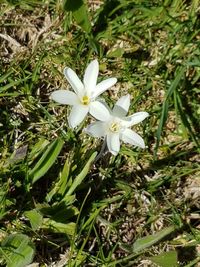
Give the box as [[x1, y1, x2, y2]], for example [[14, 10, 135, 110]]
[[50, 60, 117, 128], [85, 94, 149, 155]]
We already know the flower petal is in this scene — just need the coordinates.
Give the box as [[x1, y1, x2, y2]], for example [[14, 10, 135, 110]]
[[50, 90, 79, 105], [93, 77, 117, 98], [83, 59, 99, 94], [106, 132, 120, 155], [85, 121, 106, 138], [121, 128, 145, 148], [113, 94, 130, 117], [68, 105, 89, 128], [64, 67, 84, 96], [122, 112, 149, 127], [89, 101, 111, 121]]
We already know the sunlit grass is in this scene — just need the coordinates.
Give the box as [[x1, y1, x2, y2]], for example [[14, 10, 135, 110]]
[[0, 0, 200, 266]]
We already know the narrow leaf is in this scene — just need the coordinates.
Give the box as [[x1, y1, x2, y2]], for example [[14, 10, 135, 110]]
[[66, 152, 97, 196], [28, 138, 64, 184], [0, 76, 31, 93], [42, 219, 76, 236], [46, 157, 71, 202], [28, 138, 50, 163], [0, 70, 13, 83], [175, 90, 199, 146], [132, 226, 175, 253], [155, 67, 185, 154]]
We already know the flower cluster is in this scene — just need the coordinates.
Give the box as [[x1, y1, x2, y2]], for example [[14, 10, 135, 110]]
[[51, 60, 149, 155]]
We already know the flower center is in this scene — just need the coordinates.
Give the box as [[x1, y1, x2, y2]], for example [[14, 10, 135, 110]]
[[81, 95, 90, 105], [109, 122, 121, 133]]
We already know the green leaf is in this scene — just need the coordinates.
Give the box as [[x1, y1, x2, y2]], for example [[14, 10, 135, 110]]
[[155, 67, 185, 155], [28, 138, 64, 184], [28, 138, 50, 163], [174, 90, 199, 147], [132, 226, 175, 253], [24, 209, 43, 231], [64, 0, 91, 33], [46, 157, 71, 202], [1, 234, 35, 267], [39, 202, 79, 222], [0, 70, 13, 83], [66, 151, 97, 196], [0, 75, 31, 93], [150, 251, 178, 267], [59, 157, 71, 194], [42, 219, 76, 236], [107, 48, 124, 58]]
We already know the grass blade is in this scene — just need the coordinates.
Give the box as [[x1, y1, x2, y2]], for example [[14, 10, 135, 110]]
[[174, 90, 199, 147], [0, 75, 31, 93], [155, 67, 185, 155]]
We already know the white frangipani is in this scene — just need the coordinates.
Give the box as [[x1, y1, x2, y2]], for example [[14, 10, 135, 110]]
[[85, 94, 149, 155], [51, 59, 117, 128]]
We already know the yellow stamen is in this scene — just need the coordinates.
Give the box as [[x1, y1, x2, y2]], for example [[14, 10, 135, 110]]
[[81, 95, 90, 105], [109, 122, 120, 133]]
